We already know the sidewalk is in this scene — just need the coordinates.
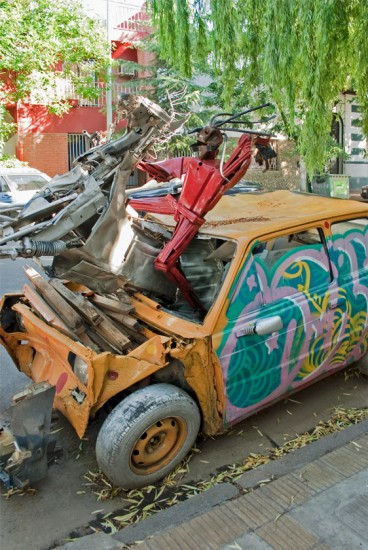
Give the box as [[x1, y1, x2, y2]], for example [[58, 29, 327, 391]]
[[58, 419, 368, 550]]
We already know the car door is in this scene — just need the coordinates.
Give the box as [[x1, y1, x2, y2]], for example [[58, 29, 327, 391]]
[[329, 217, 368, 363], [214, 225, 347, 426]]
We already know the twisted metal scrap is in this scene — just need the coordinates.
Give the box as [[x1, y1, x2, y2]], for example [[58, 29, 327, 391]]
[[0, 95, 185, 293]]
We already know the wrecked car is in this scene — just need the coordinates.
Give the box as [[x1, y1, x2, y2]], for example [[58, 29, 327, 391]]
[[0, 94, 367, 489]]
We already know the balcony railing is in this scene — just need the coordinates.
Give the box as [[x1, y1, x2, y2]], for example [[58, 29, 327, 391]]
[[108, 1, 152, 39], [59, 80, 141, 108], [30, 79, 141, 108]]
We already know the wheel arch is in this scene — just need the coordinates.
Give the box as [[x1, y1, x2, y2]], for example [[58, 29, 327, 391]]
[[92, 336, 225, 436], [96, 382, 201, 488]]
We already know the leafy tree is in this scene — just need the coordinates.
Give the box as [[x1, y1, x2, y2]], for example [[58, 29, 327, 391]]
[[147, 0, 368, 174], [0, 0, 110, 144], [115, 40, 208, 156], [119, 36, 275, 159]]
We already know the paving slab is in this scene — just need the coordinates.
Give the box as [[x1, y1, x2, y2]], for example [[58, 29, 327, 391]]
[[56, 420, 368, 550], [237, 418, 368, 489], [290, 469, 368, 550], [114, 429, 368, 550], [255, 515, 320, 550]]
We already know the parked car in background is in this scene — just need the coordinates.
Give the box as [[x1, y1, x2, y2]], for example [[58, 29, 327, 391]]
[[0, 167, 50, 210]]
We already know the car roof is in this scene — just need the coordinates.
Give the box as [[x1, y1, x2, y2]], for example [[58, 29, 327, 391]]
[[0, 167, 50, 177], [149, 190, 368, 241]]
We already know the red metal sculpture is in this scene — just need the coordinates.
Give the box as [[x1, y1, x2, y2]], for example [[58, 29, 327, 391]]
[[130, 134, 256, 312]]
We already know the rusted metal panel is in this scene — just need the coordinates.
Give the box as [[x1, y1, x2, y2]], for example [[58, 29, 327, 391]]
[[168, 338, 225, 435], [0, 382, 55, 488], [0, 299, 190, 437]]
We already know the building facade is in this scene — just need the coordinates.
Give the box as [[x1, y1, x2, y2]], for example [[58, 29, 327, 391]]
[[3, 2, 152, 178], [336, 92, 368, 193]]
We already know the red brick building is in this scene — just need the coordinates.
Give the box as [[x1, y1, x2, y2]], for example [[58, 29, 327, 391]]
[[4, 3, 154, 177]]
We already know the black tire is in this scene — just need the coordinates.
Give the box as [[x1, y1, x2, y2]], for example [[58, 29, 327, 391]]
[[95, 383, 201, 488]]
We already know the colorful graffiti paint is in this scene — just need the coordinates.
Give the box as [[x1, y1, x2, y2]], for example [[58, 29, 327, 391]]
[[216, 221, 368, 425]]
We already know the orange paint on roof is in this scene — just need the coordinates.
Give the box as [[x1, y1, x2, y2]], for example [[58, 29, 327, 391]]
[[150, 190, 368, 241]]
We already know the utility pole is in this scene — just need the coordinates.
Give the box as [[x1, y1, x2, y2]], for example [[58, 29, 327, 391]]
[[106, 0, 113, 136], [105, 0, 143, 137]]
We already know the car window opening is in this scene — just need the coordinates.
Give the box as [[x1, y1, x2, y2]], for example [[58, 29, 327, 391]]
[[251, 227, 332, 303], [120, 217, 237, 323]]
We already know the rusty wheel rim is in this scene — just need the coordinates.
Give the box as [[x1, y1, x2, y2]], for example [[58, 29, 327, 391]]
[[130, 416, 187, 475]]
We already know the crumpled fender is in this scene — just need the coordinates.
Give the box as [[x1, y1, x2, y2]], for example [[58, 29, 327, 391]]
[[1, 296, 225, 439], [1, 302, 172, 438]]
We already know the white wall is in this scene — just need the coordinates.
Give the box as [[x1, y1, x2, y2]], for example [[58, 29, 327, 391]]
[[337, 93, 368, 192]]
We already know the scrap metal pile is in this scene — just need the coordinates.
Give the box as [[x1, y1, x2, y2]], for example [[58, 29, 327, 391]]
[[22, 267, 144, 354], [0, 94, 180, 352], [0, 94, 273, 351], [0, 94, 276, 488]]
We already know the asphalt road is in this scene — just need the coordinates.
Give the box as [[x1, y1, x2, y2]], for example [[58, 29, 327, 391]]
[[0, 258, 367, 550]]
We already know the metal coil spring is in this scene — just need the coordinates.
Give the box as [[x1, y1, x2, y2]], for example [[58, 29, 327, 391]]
[[23, 239, 67, 257]]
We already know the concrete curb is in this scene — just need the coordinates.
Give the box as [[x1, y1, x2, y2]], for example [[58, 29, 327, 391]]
[[113, 482, 238, 546], [56, 419, 368, 549], [237, 416, 368, 489]]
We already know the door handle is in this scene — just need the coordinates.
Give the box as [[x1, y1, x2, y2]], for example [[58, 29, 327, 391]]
[[235, 315, 283, 338]]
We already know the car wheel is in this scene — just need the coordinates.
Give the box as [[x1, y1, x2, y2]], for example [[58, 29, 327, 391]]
[[95, 383, 201, 488]]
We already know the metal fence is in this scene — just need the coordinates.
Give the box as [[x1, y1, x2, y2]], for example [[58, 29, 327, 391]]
[[67, 134, 89, 170]]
